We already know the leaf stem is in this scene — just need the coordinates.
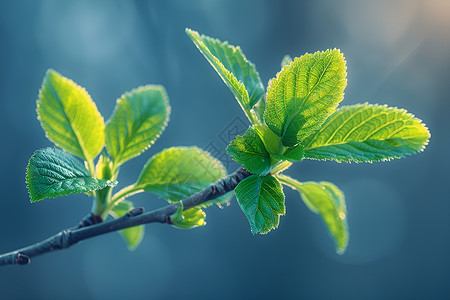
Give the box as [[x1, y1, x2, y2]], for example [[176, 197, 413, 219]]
[[271, 161, 292, 174], [108, 185, 143, 211]]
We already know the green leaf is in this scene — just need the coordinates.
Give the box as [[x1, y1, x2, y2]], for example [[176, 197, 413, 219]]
[[110, 200, 144, 250], [271, 144, 304, 162], [170, 201, 206, 229], [26, 147, 117, 203], [37, 69, 105, 161], [136, 146, 228, 207], [186, 28, 264, 123], [302, 104, 431, 162], [265, 49, 347, 147], [234, 175, 285, 235], [105, 85, 170, 166], [277, 174, 348, 254], [227, 126, 272, 175]]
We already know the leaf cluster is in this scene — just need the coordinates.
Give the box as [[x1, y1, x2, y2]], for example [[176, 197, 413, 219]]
[[187, 28, 430, 253], [27, 70, 228, 250]]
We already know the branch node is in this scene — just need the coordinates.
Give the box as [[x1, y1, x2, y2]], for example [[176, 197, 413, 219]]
[[60, 230, 72, 249], [126, 207, 145, 217], [15, 253, 30, 265]]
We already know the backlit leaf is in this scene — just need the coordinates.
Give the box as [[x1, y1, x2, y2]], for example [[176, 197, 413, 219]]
[[277, 174, 348, 254], [302, 104, 431, 162], [105, 85, 170, 165], [234, 175, 285, 234], [136, 147, 228, 207], [37, 69, 105, 161], [26, 147, 117, 203], [186, 28, 264, 123], [265, 50, 347, 147], [110, 200, 144, 250], [170, 201, 206, 229]]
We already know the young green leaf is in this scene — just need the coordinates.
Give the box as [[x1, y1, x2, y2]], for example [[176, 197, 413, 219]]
[[135, 146, 228, 207], [26, 147, 117, 203], [227, 126, 272, 175], [186, 28, 264, 123], [37, 69, 105, 161], [105, 85, 170, 166], [170, 201, 206, 229], [302, 104, 431, 162], [110, 200, 144, 250], [270, 144, 305, 162], [277, 174, 348, 254], [234, 175, 285, 235], [265, 50, 347, 147]]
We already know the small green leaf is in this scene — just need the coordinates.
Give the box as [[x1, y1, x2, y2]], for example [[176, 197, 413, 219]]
[[110, 200, 144, 250], [105, 85, 170, 166], [37, 69, 105, 161], [170, 201, 206, 229], [26, 147, 117, 203], [136, 147, 228, 207], [302, 104, 431, 162], [186, 28, 264, 123], [281, 55, 293, 68], [265, 50, 347, 147], [271, 144, 304, 162], [227, 126, 271, 175], [234, 175, 285, 235], [277, 174, 348, 254]]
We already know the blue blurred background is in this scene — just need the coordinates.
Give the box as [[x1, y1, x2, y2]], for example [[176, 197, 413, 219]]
[[1, 0, 449, 299]]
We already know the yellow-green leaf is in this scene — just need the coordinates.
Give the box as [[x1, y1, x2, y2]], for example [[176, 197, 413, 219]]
[[302, 104, 431, 162], [37, 69, 105, 161], [277, 174, 348, 254], [265, 50, 347, 147], [135, 147, 228, 207], [186, 28, 264, 124], [105, 85, 170, 166]]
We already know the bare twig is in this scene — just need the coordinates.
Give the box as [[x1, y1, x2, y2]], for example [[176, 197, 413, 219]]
[[0, 168, 251, 267]]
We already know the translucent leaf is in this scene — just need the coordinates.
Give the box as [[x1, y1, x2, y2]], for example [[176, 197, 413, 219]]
[[302, 104, 431, 162], [271, 144, 304, 162], [265, 50, 347, 147], [186, 28, 264, 123], [170, 201, 206, 229], [110, 200, 144, 250], [277, 174, 348, 254], [105, 85, 170, 166], [26, 147, 117, 203], [37, 69, 105, 161], [136, 147, 228, 207], [227, 126, 271, 175], [234, 175, 285, 235]]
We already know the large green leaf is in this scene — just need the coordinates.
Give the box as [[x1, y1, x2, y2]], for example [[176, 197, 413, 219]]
[[110, 200, 144, 250], [277, 174, 348, 254], [135, 147, 228, 207], [234, 175, 285, 235], [170, 201, 206, 229], [186, 28, 264, 123], [37, 69, 105, 161], [265, 50, 347, 147], [302, 104, 431, 162], [26, 147, 117, 203], [105, 85, 170, 166], [227, 126, 271, 175]]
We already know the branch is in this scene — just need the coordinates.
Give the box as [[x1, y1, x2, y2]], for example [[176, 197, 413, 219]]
[[0, 167, 251, 267]]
